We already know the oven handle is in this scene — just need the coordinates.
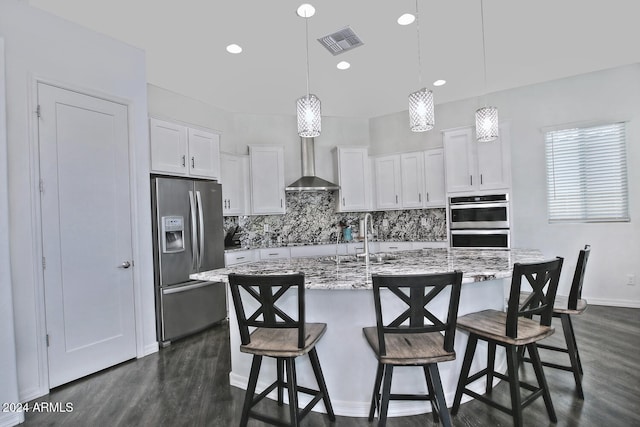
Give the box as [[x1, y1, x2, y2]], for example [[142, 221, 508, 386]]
[[450, 202, 509, 209], [451, 229, 510, 235]]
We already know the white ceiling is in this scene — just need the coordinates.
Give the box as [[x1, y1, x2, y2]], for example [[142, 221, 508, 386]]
[[27, 0, 640, 119]]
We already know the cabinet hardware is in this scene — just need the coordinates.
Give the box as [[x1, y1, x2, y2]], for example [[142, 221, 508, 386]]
[[268, 253, 278, 256], [427, 192, 430, 202], [280, 199, 283, 208], [418, 193, 421, 203], [182, 155, 186, 167], [191, 157, 195, 168], [237, 256, 245, 260], [480, 174, 483, 185], [395, 195, 398, 204], [343, 197, 345, 206], [470, 175, 473, 186]]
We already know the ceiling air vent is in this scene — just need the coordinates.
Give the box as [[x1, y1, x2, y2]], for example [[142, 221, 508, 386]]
[[317, 26, 364, 56]]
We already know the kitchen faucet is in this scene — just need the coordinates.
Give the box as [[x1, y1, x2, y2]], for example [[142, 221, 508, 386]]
[[357, 213, 374, 266]]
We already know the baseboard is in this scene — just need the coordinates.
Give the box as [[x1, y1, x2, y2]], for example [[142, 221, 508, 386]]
[[18, 386, 48, 406], [587, 298, 640, 308], [229, 357, 506, 418], [0, 411, 24, 427]]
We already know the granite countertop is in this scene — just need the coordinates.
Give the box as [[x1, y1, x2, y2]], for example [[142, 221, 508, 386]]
[[224, 240, 448, 252], [192, 248, 545, 290]]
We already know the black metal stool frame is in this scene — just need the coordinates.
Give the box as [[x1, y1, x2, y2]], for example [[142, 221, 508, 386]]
[[366, 271, 463, 427], [451, 258, 563, 427], [228, 272, 335, 427]]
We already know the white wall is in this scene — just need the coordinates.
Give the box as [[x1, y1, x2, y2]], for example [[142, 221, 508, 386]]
[[0, 37, 23, 427], [370, 64, 640, 307], [1, 0, 157, 403]]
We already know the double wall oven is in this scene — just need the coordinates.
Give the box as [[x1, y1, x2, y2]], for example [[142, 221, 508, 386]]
[[449, 194, 510, 249]]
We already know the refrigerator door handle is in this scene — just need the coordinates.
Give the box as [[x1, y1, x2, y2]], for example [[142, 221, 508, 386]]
[[188, 190, 198, 270], [196, 190, 205, 270]]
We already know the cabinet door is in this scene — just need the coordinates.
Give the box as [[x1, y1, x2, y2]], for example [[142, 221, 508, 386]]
[[220, 153, 246, 216], [424, 149, 446, 207], [443, 128, 476, 193], [336, 147, 369, 211], [149, 118, 188, 175], [374, 155, 402, 209], [249, 146, 285, 214], [476, 124, 511, 190], [188, 128, 220, 179], [401, 152, 425, 208]]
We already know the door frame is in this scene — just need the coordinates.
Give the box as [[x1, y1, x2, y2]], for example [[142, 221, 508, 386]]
[[27, 75, 147, 394]]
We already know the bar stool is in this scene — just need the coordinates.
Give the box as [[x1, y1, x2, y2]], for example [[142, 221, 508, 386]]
[[451, 258, 563, 427], [520, 245, 590, 398], [227, 272, 335, 427], [363, 271, 463, 427]]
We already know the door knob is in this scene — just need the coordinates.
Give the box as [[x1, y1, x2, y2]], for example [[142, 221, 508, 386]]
[[119, 261, 131, 269]]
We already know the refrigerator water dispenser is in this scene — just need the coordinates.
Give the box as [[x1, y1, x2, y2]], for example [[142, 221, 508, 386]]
[[162, 216, 185, 253]]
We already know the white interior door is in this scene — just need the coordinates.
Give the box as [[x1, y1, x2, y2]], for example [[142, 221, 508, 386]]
[[37, 83, 136, 388]]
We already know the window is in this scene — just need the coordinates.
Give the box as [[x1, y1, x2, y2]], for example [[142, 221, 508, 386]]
[[545, 122, 629, 222]]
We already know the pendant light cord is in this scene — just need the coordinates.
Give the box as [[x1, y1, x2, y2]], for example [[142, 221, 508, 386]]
[[415, 0, 422, 87], [480, 0, 488, 106], [305, 14, 311, 97]]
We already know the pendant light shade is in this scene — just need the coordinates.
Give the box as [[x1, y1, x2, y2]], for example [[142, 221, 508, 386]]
[[475, 106, 499, 142], [296, 4, 321, 137], [409, 88, 434, 132], [297, 94, 321, 137]]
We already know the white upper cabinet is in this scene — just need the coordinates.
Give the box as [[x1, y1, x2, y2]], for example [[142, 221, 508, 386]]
[[149, 118, 220, 179], [424, 149, 446, 207], [374, 154, 402, 209], [400, 152, 425, 208], [187, 127, 220, 179], [443, 124, 511, 194], [249, 145, 285, 215], [373, 150, 445, 210], [335, 147, 370, 212], [220, 153, 248, 216]]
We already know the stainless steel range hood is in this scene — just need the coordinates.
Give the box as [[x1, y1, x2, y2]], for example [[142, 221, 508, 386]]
[[286, 137, 340, 191]]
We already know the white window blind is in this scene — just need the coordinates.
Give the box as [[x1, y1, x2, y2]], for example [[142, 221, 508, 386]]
[[545, 122, 629, 222]]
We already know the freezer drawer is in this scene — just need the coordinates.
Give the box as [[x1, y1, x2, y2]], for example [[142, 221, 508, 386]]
[[160, 281, 226, 343]]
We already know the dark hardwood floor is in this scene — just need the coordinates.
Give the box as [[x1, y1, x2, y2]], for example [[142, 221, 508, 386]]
[[22, 305, 640, 426]]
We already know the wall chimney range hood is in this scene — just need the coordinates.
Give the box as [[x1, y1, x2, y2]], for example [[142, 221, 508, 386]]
[[286, 137, 340, 192]]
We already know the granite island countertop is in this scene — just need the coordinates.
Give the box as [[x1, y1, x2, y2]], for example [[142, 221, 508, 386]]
[[191, 248, 546, 290]]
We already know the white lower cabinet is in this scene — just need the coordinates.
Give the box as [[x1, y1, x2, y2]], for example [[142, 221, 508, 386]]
[[224, 250, 256, 267], [259, 247, 291, 260]]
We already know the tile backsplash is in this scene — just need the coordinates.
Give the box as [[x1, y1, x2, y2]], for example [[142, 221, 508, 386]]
[[223, 191, 447, 248]]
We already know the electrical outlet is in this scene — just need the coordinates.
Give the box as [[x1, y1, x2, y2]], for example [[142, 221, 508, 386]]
[[421, 218, 428, 227], [263, 224, 269, 232], [627, 274, 636, 286], [382, 219, 389, 228]]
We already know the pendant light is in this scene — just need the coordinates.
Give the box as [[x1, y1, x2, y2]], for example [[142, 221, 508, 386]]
[[296, 4, 321, 137], [475, 0, 499, 142], [408, 0, 434, 132]]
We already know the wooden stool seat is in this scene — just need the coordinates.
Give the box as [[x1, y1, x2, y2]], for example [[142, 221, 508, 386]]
[[241, 323, 326, 357], [363, 327, 455, 365], [364, 271, 463, 427], [457, 310, 555, 346], [521, 292, 587, 315]]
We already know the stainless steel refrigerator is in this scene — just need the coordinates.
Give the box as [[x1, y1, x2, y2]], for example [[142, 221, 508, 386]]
[[151, 176, 226, 345]]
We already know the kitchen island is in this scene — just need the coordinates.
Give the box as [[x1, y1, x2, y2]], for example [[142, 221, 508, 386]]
[[191, 248, 545, 417]]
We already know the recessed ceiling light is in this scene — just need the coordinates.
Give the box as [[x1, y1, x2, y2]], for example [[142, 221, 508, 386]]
[[297, 4, 316, 18], [226, 44, 242, 54], [397, 13, 415, 25], [337, 61, 351, 70], [433, 79, 447, 87]]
